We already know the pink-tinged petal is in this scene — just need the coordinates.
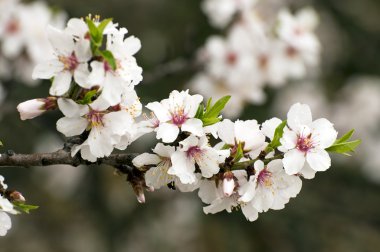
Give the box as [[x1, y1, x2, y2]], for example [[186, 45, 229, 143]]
[[88, 61, 105, 86], [306, 149, 331, 172], [47, 26, 75, 54], [280, 128, 298, 150], [311, 118, 338, 149], [283, 149, 305, 175], [132, 153, 161, 167], [50, 71, 72, 96], [156, 123, 179, 143], [241, 204, 259, 222], [217, 119, 235, 145], [182, 118, 203, 136], [196, 149, 220, 178], [32, 60, 64, 79], [145, 102, 171, 122], [57, 98, 89, 117], [287, 103, 312, 131], [56, 117, 88, 137], [75, 39, 92, 62], [74, 63, 90, 88], [261, 117, 282, 140], [152, 143, 175, 158], [179, 135, 199, 152], [168, 151, 197, 184]]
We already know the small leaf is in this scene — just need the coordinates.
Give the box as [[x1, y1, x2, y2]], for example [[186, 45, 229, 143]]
[[97, 18, 112, 35], [204, 95, 231, 119], [100, 50, 117, 70], [202, 117, 221, 126], [233, 142, 244, 163], [334, 129, 355, 144], [194, 104, 204, 119], [13, 202, 39, 214], [77, 90, 98, 105], [265, 120, 287, 152], [326, 139, 361, 155], [205, 98, 212, 112]]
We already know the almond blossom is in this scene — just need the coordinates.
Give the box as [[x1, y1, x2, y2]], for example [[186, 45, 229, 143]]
[[146, 90, 204, 143], [280, 103, 338, 177]]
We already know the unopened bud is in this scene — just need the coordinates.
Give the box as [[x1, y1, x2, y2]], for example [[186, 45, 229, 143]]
[[17, 97, 57, 120], [136, 191, 145, 204], [223, 171, 235, 197], [9, 191, 25, 202]]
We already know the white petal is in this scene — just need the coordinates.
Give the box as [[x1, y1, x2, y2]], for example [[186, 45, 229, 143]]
[[287, 103, 312, 131], [88, 61, 105, 85], [56, 117, 88, 137], [101, 74, 124, 106], [238, 176, 257, 203], [261, 117, 282, 140], [198, 180, 221, 204], [88, 127, 114, 158], [299, 162, 316, 179], [50, 71, 72, 96], [182, 118, 204, 136], [241, 204, 259, 222], [123, 36, 141, 55], [306, 149, 331, 172], [132, 153, 161, 167], [74, 63, 90, 88], [58, 98, 89, 117], [311, 118, 338, 149], [32, 60, 64, 79], [196, 149, 220, 178], [75, 39, 92, 62], [103, 111, 133, 136], [145, 102, 171, 122], [280, 128, 298, 150], [168, 151, 196, 184], [0, 212, 11, 236], [217, 119, 235, 145], [47, 25, 75, 54], [152, 143, 175, 158], [156, 123, 179, 143], [282, 149, 305, 175]]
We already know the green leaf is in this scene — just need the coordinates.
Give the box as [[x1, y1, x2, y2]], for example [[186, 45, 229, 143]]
[[100, 50, 117, 70], [97, 18, 112, 35], [205, 98, 212, 112], [334, 129, 355, 144], [13, 202, 39, 214], [77, 89, 98, 105], [326, 139, 361, 156], [233, 142, 244, 163], [202, 117, 221, 126], [194, 104, 204, 119], [265, 120, 287, 152], [203, 95, 231, 119]]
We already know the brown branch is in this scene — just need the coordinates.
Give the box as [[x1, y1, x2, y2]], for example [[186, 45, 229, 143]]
[[0, 150, 138, 168]]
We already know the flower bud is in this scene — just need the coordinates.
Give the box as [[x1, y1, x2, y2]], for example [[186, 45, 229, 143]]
[[17, 97, 57, 120], [223, 171, 235, 197], [8, 191, 25, 203]]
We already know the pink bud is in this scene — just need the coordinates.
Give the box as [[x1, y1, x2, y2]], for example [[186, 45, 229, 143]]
[[136, 192, 145, 204], [223, 171, 235, 197], [17, 97, 57, 120], [9, 191, 25, 202]]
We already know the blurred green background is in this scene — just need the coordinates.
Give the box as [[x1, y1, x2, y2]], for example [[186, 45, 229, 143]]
[[1, 0, 380, 251]]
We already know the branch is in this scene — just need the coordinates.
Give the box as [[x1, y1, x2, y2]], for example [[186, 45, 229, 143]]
[[0, 150, 137, 168]]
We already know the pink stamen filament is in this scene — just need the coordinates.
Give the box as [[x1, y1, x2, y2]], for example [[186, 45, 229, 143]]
[[59, 52, 79, 72]]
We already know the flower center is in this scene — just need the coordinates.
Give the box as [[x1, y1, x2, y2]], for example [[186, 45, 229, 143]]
[[257, 169, 273, 187], [296, 134, 314, 152], [171, 108, 187, 126], [286, 46, 298, 58], [59, 52, 79, 71], [86, 110, 105, 128], [226, 52, 237, 65], [186, 146, 202, 159], [5, 19, 19, 35]]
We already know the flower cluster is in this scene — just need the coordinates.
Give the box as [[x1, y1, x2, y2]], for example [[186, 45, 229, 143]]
[[191, 1, 320, 117], [17, 15, 143, 161], [133, 92, 353, 221], [0, 0, 66, 84]]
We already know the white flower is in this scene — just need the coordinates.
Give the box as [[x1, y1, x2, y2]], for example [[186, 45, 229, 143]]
[[202, 0, 257, 28], [217, 119, 266, 158], [32, 25, 91, 96], [56, 98, 134, 162], [238, 160, 302, 213], [280, 103, 338, 178], [146, 90, 204, 143], [169, 135, 228, 184], [0, 212, 11, 236]]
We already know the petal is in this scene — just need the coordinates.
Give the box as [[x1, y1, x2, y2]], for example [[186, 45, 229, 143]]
[[235, 120, 265, 151], [58, 98, 89, 117], [299, 162, 316, 179], [47, 25, 75, 55], [241, 204, 259, 222], [101, 74, 124, 106], [238, 177, 257, 203], [182, 118, 204, 136], [75, 39, 92, 62], [280, 128, 298, 150], [152, 143, 176, 158], [196, 148, 220, 178], [306, 149, 331, 172], [32, 60, 64, 79], [145, 102, 171, 122], [282, 149, 305, 175], [198, 180, 221, 204], [217, 119, 235, 145], [168, 151, 197, 184], [56, 117, 88, 137], [50, 71, 72, 96], [156, 123, 179, 143], [179, 135, 199, 152], [261, 117, 282, 140], [103, 111, 133, 136], [74, 63, 90, 88], [132, 153, 161, 167], [287, 103, 312, 131], [123, 36, 141, 55], [88, 61, 105, 85], [310, 118, 338, 149], [88, 127, 114, 158]]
